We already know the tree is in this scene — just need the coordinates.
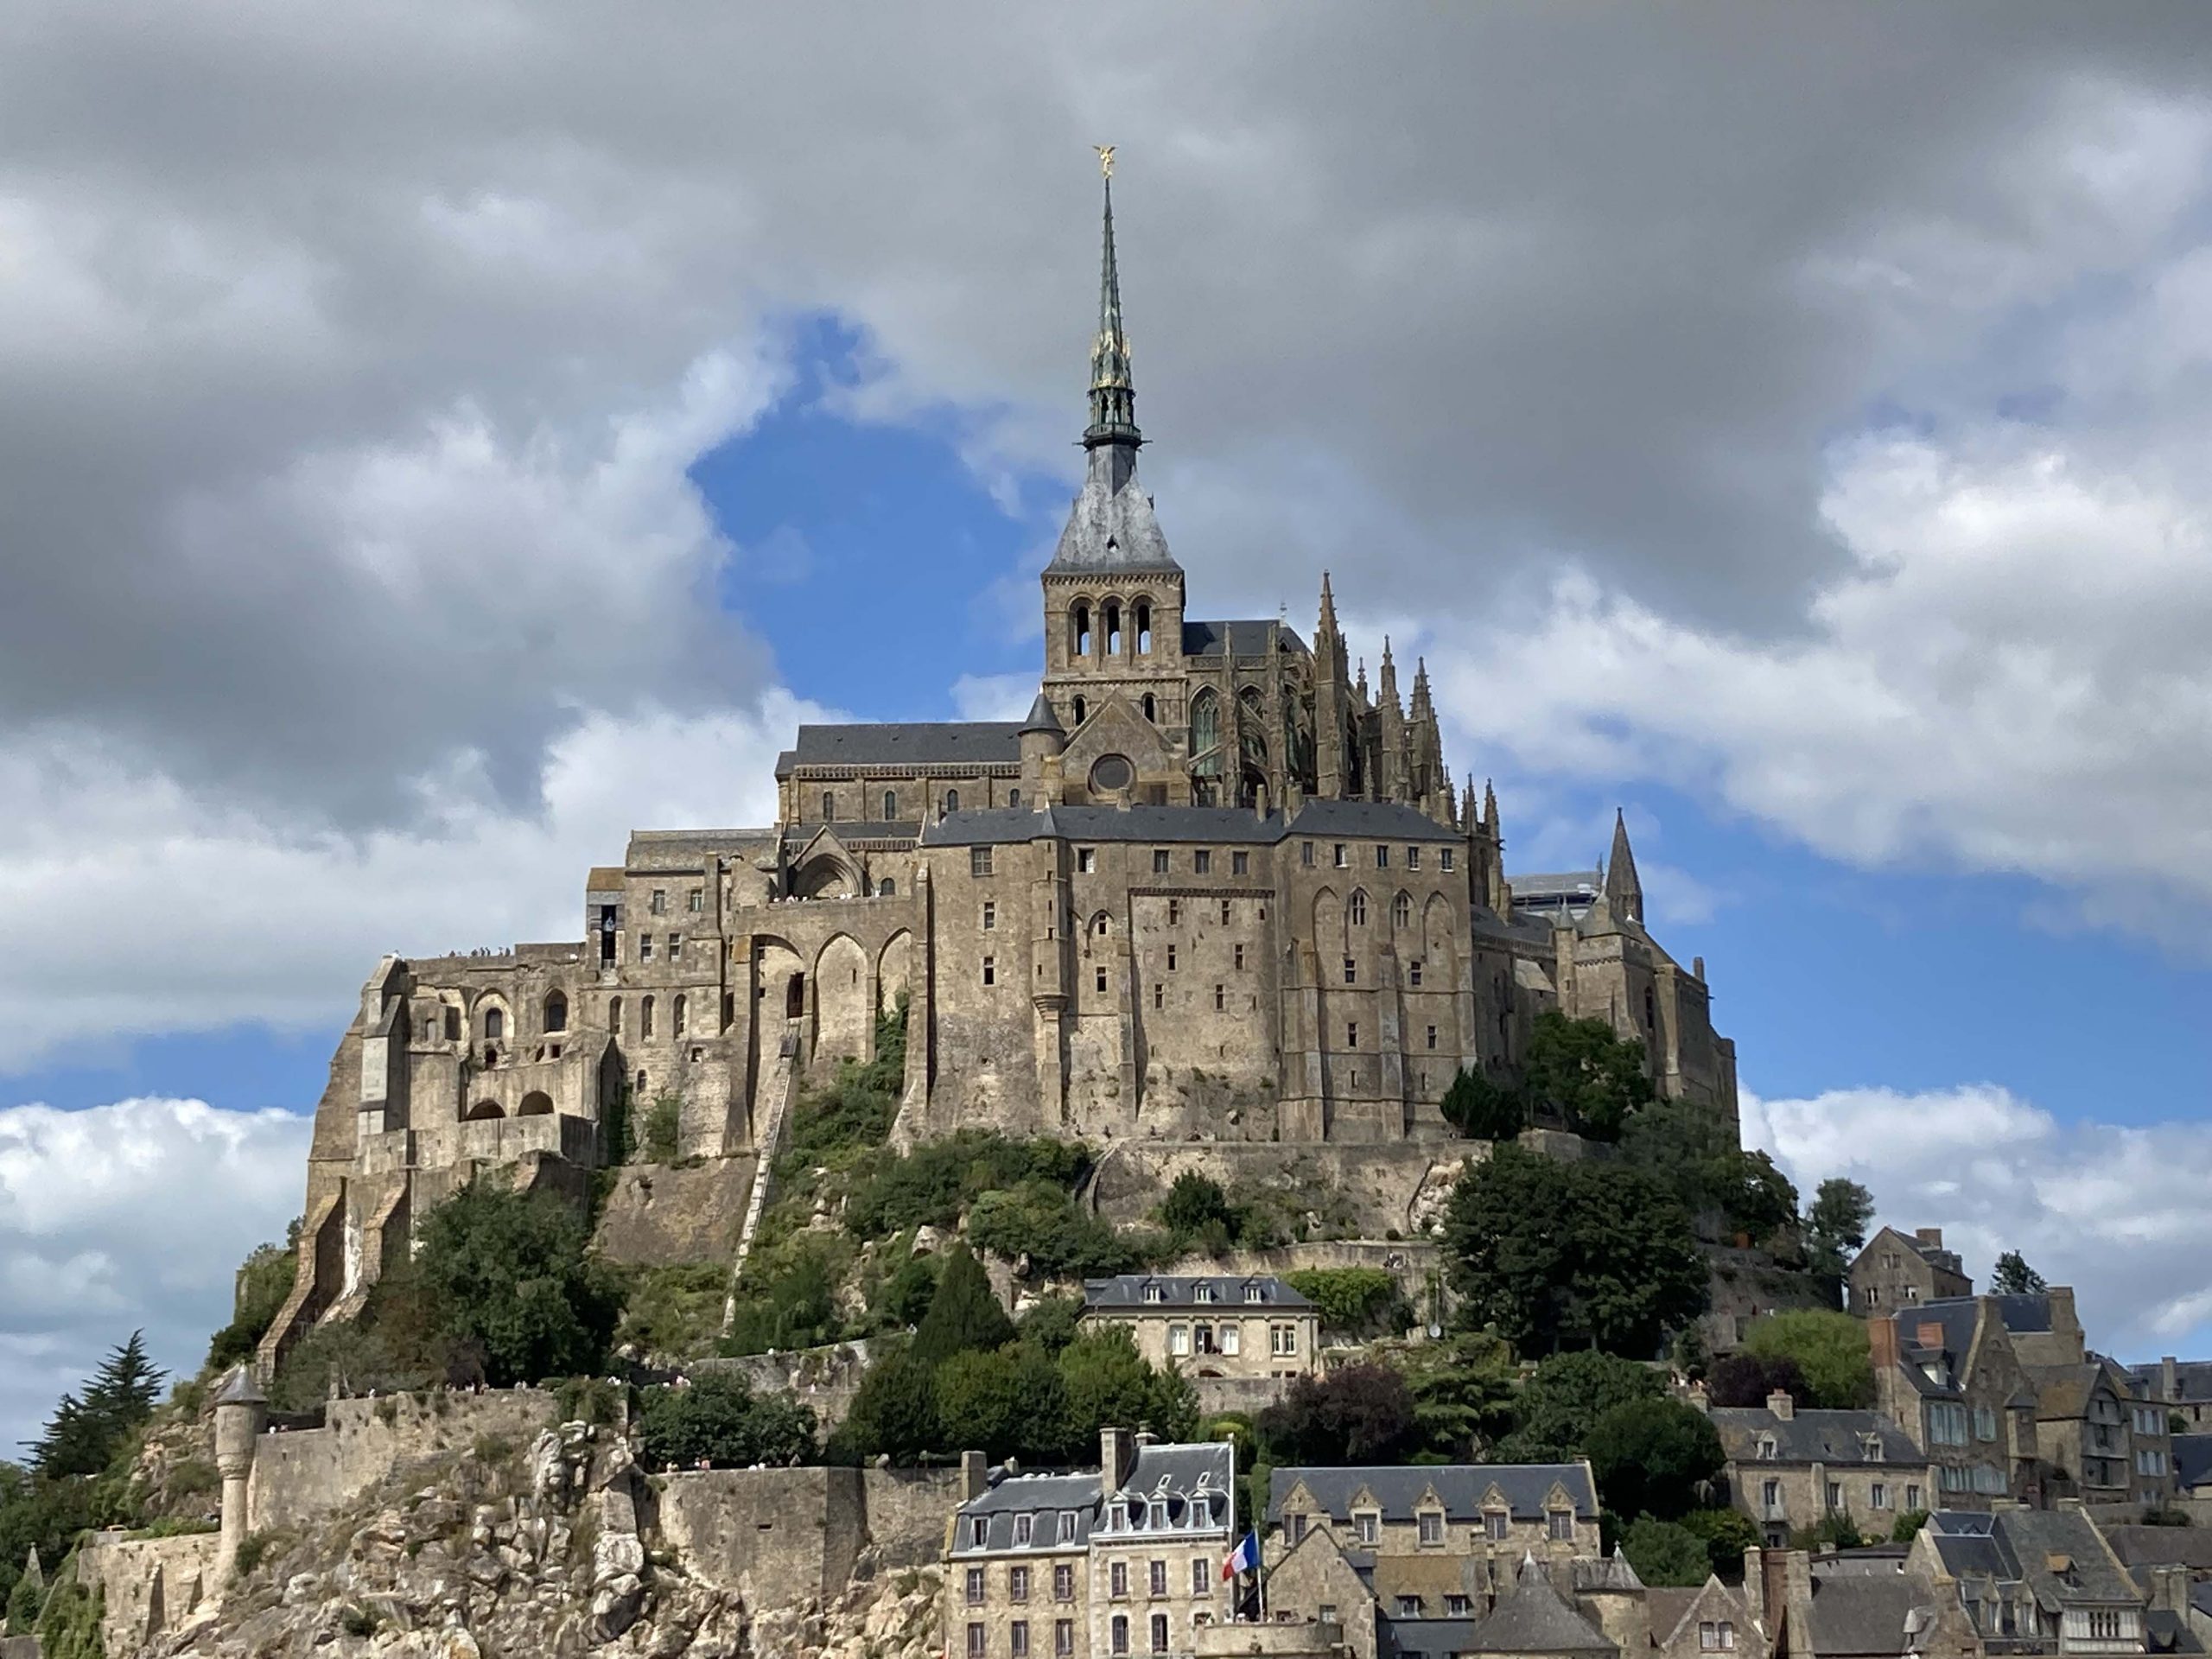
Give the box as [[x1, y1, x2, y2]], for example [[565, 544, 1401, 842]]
[[642, 1094, 683, 1162], [1522, 1012, 1654, 1141], [1395, 1332, 1521, 1460], [1445, 1144, 1707, 1358], [636, 1373, 817, 1469], [966, 1181, 1143, 1280], [1804, 1178, 1874, 1286], [1017, 1294, 1086, 1357], [831, 1343, 939, 1464], [1707, 1353, 1810, 1410], [1682, 1507, 1761, 1579], [207, 1234, 301, 1371], [1620, 1516, 1712, 1587], [936, 1345, 1071, 1465], [413, 1179, 620, 1386], [1440, 1068, 1526, 1141], [1990, 1252, 2047, 1295], [912, 1245, 1015, 1368], [873, 1252, 942, 1329], [1495, 1351, 1662, 1462], [1739, 1310, 1874, 1409], [1156, 1173, 1236, 1243], [1282, 1270, 1414, 1338], [1890, 1510, 1929, 1543], [1058, 1329, 1197, 1446], [1582, 1398, 1724, 1521], [30, 1333, 165, 1478], [1257, 1364, 1418, 1467]]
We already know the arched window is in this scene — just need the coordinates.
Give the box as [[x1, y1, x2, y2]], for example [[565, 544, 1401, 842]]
[[443, 1006, 460, 1042], [882, 789, 898, 821], [1350, 891, 1369, 927], [877, 877, 896, 897], [1008, 788, 1021, 808], [465, 1098, 503, 1122], [543, 990, 568, 1033], [641, 995, 656, 1037], [1072, 601, 1091, 658], [1190, 690, 1220, 778], [674, 994, 687, 1036], [1135, 600, 1153, 653], [944, 788, 959, 812], [609, 995, 623, 1034], [1392, 893, 1412, 930], [483, 1006, 505, 1041], [1141, 693, 1156, 722], [1072, 695, 1088, 726], [821, 790, 835, 821], [1092, 912, 1112, 938], [1103, 600, 1122, 656], [518, 1090, 554, 1116], [635, 1068, 647, 1098], [1644, 985, 1656, 1031]]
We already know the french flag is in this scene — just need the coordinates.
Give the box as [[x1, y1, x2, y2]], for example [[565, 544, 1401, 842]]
[[1223, 1530, 1260, 1580]]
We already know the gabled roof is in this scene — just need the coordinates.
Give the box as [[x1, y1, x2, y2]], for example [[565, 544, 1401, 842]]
[[775, 721, 1024, 774], [1923, 1509, 2139, 1609], [922, 804, 1285, 848], [1183, 619, 1309, 658], [1461, 1555, 1612, 1656], [2125, 1359, 2212, 1403], [1268, 1464, 1597, 1524], [949, 1471, 1097, 1554], [1710, 1407, 1923, 1467], [1805, 1574, 1929, 1658], [1082, 1274, 1313, 1312]]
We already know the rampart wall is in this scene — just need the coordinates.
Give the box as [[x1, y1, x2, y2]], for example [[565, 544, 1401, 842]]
[[646, 1465, 963, 1601], [248, 1389, 557, 1533]]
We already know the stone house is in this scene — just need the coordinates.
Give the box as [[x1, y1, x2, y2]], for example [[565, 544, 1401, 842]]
[[1870, 1298, 2043, 1510], [944, 1429, 1236, 1659], [2122, 1360, 2212, 1432], [1909, 1506, 2158, 1654], [1079, 1274, 1319, 1382], [1848, 1229, 1973, 1318], [1710, 1393, 1930, 1547], [1267, 1463, 1601, 1616], [2026, 1360, 2175, 1510], [260, 168, 1742, 1377]]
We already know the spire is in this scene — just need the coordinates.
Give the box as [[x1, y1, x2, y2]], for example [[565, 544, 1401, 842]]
[[1605, 807, 1643, 924], [1484, 778, 1499, 834], [1084, 148, 1140, 456], [1317, 570, 1339, 638]]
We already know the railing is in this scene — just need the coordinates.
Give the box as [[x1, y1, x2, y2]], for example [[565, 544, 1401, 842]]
[[721, 1020, 804, 1334]]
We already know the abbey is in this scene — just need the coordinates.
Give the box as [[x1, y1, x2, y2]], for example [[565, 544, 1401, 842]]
[[259, 174, 1737, 1372]]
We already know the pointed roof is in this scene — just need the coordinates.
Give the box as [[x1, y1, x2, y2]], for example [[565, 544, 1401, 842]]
[[1084, 165, 1139, 452], [1573, 1545, 1646, 1594], [1604, 808, 1643, 924], [1017, 692, 1064, 737], [214, 1364, 266, 1407], [1318, 571, 1339, 636], [1465, 1554, 1615, 1655]]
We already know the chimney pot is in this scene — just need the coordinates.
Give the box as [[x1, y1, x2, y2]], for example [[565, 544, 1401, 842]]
[[1916, 1322, 1944, 1351], [1769, 1389, 1796, 1421], [1915, 1227, 1944, 1248]]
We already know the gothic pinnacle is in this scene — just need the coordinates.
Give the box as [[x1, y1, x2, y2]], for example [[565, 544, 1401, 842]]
[[1083, 148, 1140, 452]]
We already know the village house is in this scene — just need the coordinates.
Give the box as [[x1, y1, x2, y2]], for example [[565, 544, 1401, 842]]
[[1078, 1274, 1320, 1383], [1848, 1228, 1973, 1317], [1869, 1298, 2043, 1510], [1710, 1392, 1930, 1547]]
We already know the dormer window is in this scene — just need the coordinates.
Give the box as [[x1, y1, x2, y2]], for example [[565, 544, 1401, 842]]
[[1194, 1283, 1215, 1304], [1109, 1501, 1127, 1531], [1014, 1514, 1033, 1546], [969, 1516, 988, 1548], [1863, 1435, 1885, 1462], [1142, 1282, 1165, 1305], [1758, 1435, 1778, 1460], [1243, 1284, 1263, 1304], [1149, 1499, 1167, 1529]]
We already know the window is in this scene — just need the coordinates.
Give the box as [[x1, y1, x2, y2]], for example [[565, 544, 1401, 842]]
[[1141, 693, 1155, 721], [1154, 849, 1171, 874], [2139, 1448, 2170, 1476], [668, 931, 683, 960], [1111, 1561, 1129, 1599], [1192, 849, 1211, 874], [2089, 1612, 2125, 1643], [1346, 1021, 1359, 1048], [673, 994, 687, 1036], [1408, 959, 1422, 987], [1168, 899, 1180, 925], [1153, 983, 1163, 1009], [1756, 1435, 1777, 1460], [970, 846, 994, 877], [1142, 1283, 1164, 1304], [1446, 1596, 1472, 1617], [1011, 1622, 1029, 1659], [1395, 1598, 1421, 1618], [1055, 1561, 1076, 1598], [1096, 967, 1108, 994], [1192, 1559, 1209, 1596], [1484, 1511, 1507, 1541], [1332, 843, 1346, 868], [1393, 893, 1412, 929], [1974, 1406, 1998, 1441], [1110, 1616, 1128, 1656], [1056, 1621, 1074, 1656], [966, 1567, 985, 1605], [1011, 1516, 1034, 1549], [1929, 1402, 1969, 1446], [1906, 1484, 1921, 1511], [1427, 1025, 1438, 1050], [1301, 841, 1314, 867], [1234, 944, 1245, 969], [1440, 848, 1454, 872], [1232, 851, 1249, 875], [1408, 846, 1422, 870], [968, 1624, 985, 1659], [651, 887, 667, 915], [1355, 1511, 1379, 1546], [1350, 891, 1368, 925], [1872, 1482, 1890, 1510], [638, 933, 654, 962], [1272, 1324, 1299, 1357], [1078, 849, 1096, 874], [1073, 696, 1088, 725], [1010, 1563, 1031, 1600], [688, 887, 703, 912], [1243, 1283, 1263, 1303], [1344, 957, 1357, 984], [1548, 1510, 1573, 1541], [822, 791, 836, 820], [1700, 1622, 1737, 1651], [1169, 1325, 1190, 1357], [983, 901, 997, 931], [1149, 1613, 1167, 1655], [1010, 788, 1022, 808], [483, 1006, 505, 1041], [1826, 1480, 1843, 1510], [944, 788, 959, 814], [1149, 1561, 1166, 1597], [1220, 1324, 1239, 1355], [1418, 1511, 1443, 1547], [610, 996, 622, 1034], [982, 957, 996, 986], [1166, 945, 1177, 970], [1763, 1479, 1783, 1515], [1283, 1512, 1306, 1544], [641, 996, 655, 1037]]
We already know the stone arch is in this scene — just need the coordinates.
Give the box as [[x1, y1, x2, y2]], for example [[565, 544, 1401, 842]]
[[673, 993, 689, 1037], [1072, 694, 1088, 726], [877, 876, 896, 897], [1349, 887, 1370, 930], [792, 850, 861, 900], [1313, 887, 1343, 957], [1391, 890, 1414, 932], [1134, 595, 1154, 653], [542, 989, 569, 1033], [518, 1090, 555, 1116], [464, 1098, 504, 1122], [815, 933, 871, 1064], [476, 996, 509, 1043], [1103, 597, 1122, 657], [1071, 598, 1093, 659], [1423, 893, 1459, 988], [878, 930, 913, 1014], [755, 938, 807, 1073], [944, 787, 959, 813]]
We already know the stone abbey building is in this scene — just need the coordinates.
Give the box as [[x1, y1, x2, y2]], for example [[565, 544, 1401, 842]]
[[261, 174, 1738, 1371]]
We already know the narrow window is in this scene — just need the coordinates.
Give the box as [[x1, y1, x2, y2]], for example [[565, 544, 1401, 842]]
[[1333, 843, 1346, 868], [1104, 600, 1122, 656], [1078, 848, 1096, 874], [1440, 848, 1455, 871], [982, 901, 997, 931], [1427, 1025, 1438, 1050], [1347, 1021, 1359, 1048], [1153, 983, 1163, 1010], [484, 1006, 505, 1041], [651, 887, 667, 915], [639, 934, 653, 962], [1135, 600, 1152, 652], [1167, 899, 1180, 925], [822, 790, 835, 820], [1344, 957, 1357, 985], [1193, 849, 1211, 874], [642, 996, 655, 1037], [1393, 893, 1412, 929], [883, 789, 898, 821], [1232, 851, 1249, 875], [1219, 899, 1231, 925], [1012, 1621, 1030, 1658], [1300, 842, 1314, 867], [1150, 1612, 1167, 1654], [1376, 845, 1389, 868], [609, 996, 622, 1034], [1096, 967, 1108, 995], [1234, 944, 1245, 969], [1142, 693, 1156, 721], [668, 931, 682, 960], [946, 788, 960, 813], [1350, 892, 1368, 925], [673, 995, 686, 1036], [1056, 1620, 1074, 1656], [1408, 846, 1421, 870], [1154, 849, 1170, 874], [688, 887, 703, 912], [1110, 1616, 1128, 1656], [1073, 602, 1091, 658], [982, 957, 996, 986], [1073, 695, 1088, 725], [877, 877, 895, 897], [1008, 788, 1021, 807], [1214, 985, 1225, 1011], [1166, 945, 1177, 971]]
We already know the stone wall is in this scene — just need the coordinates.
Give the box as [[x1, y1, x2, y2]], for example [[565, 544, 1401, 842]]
[[593, 1156, 756, 1266], [692, 1340, 874, 1433], [1088, 1138, 1456, 1238], [248, 1389, 557, 1533], [76, 1529, 219, 1657], [646, 1465, 964, 1602]]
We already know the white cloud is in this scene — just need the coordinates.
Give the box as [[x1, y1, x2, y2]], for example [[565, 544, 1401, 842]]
[[950, 672, 1039, 723], [0, 1097, 310, 1456], [1744, 1081, 2212, 1358]]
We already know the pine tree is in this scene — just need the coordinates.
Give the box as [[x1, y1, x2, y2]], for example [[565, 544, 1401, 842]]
[[1990, 1251, 2047, 1294], [30, 1332, 166, 1478], [912, 1245, 1015, 1368], [86, 1331, 162, 1425]]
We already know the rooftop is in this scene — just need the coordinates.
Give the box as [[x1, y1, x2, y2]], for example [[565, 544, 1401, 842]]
[[1268, 1463, 1598, 1524], [1083, 1274, 1313, 1312]]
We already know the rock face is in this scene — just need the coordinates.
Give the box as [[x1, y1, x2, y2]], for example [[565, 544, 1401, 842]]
[[130, 1421, 942, 1659]]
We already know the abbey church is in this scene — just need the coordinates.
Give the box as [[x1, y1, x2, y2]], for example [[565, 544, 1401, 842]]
[[261, 174, 1738, 1370]]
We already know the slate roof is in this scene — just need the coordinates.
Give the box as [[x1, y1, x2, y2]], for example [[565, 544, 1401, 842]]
[[1105, 1440, 1236, 1526], [1512, 871, 1602, 900], [774, 721, 1024, 774], [948, 1440, 1236, 1557], [1046, 455, 1179, 575], [2172, 1433, 2212, 1492], [1923, 1509, 2140, 1609], [2108, 1524, 2212, 1571], [1384, 1618, 1485, 1659], [1082, 1274, 1313, 1313], [2148, 1609, 2203, 1654], [1268, 1464, 1599, 1525], [1804, 1574, 1927, 1658], [1710, 1407, 1923, 1467], [1017, 693, 1063, 736], [1286, 799, 1461, 842], [2125, 1359, 2212, 1404], [1460, 1555, 1612, 1655], [1183, 619, 1310, 658], [922, 804, 1286, 848]]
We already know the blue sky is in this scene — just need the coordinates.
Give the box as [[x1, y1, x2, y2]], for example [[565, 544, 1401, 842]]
[[4, 3, 2212, 1453]]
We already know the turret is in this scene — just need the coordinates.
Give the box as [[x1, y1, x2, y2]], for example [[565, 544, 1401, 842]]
[[213, 1365, 267, 1584], [1313, 573, 1348, 798], [1376, 639, 1406, 802]]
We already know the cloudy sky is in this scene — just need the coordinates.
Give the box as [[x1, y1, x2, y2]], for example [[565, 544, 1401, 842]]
[[4, 2, 2212, 1450]]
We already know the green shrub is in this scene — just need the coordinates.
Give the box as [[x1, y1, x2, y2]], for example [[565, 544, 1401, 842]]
[[1890, 1509, 1929, 1543], [842, 1131, 1091, 1241], [413, 1179, 622, 1387], [616, 1262, 731, 1358], [966, 1181, 1154, 1280], [1739, 1310, 1874, 1409], [555, 1376, 629, 1427], [1682, 1507, 1761, 1578], [233, 1529, 289, 1579], [873, 1251, 944, 1330], [642, 1095, 683, 1163], [33, 1550, 102, 1659], [207, 1236, 301, 1372], [340, 1605, 381, 1637], [637, 1373, 817, 1469], [1016, 1294, 1085, 1356], [1440, 1068, 1526, 1140], [721, 1234, 850, 1357], [1620, 1516, 1711, 1586], [1283, 1269, 1414, 1338]]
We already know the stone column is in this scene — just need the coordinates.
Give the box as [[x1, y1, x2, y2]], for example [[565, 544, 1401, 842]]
[[212, 1367, 267, 1586]]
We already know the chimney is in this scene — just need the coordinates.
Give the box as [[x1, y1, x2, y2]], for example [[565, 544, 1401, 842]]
[[1769, 1389, 1796, 1422], [1868, 1315, 1900, 1373], [2164, 1357, 2179, 1402], [961, 1449, 988, 1500], [1914, 1228, 1944, 1249], [1782, 1550, 1815, 1659], [1100, 1427, 1135, 1498], [2048, 1287, 2083, 1359], [2150, 1565, 2190, 1613], [1916, 1322, 1944, 1351]]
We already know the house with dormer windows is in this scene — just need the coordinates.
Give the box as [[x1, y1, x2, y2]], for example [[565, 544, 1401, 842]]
[[1080, 1274, 1320, 1388], [1709, 1393, 1930, 1546]]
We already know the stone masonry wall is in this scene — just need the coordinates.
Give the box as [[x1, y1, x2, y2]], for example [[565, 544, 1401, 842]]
[[248, 1389, 557, 1533], [593, 1156, 757, 1266], [646, 1465, 964, 1603]]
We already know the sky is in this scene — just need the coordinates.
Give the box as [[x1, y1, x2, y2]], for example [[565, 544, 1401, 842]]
[[3, 1, 2212, 1454]]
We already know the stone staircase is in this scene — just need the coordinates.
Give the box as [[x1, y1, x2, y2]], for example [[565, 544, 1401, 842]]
[[721, 1020, 802, 1335]]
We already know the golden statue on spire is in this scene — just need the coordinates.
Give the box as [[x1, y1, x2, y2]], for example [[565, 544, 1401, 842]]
[[1095, 144, 1116, 179]]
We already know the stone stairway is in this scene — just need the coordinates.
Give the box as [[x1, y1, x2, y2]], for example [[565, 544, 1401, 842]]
[[721, 1020, 802, 1335]]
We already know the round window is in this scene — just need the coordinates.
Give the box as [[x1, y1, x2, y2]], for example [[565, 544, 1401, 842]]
[[1090, 753, 1134, 792]]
